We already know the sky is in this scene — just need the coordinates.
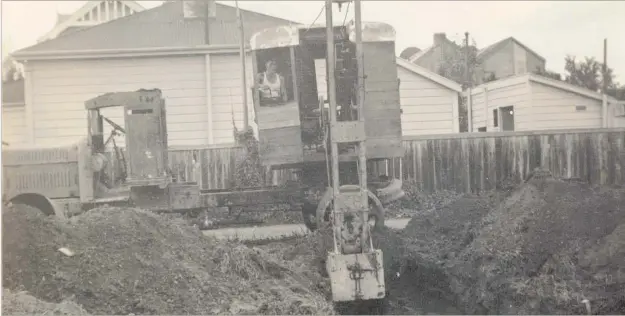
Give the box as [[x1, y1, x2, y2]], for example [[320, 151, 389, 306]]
[[2, 0, 624, 82]]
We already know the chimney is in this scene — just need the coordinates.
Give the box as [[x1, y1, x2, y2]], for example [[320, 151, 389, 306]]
[[433, 33, 447, 46], [182, 0, 216, 19]]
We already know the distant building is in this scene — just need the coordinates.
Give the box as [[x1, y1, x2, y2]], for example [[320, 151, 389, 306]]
[[406, 33, 547, 85], [469, 73, 625, 132], [476, 37, 546, 83]]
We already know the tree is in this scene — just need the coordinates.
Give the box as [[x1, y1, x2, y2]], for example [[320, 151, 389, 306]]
[[435, 37, 491, 132], [533, 55, 624, 100], [563, 55, 615, 92], [436, 38, 482, 88], [1, 57, 23, 83], [533, 66, 563, 81]]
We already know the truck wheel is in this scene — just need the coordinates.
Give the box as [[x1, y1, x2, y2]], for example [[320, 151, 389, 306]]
[[301, 202, 318, 231], [310, 186, 385, 232]]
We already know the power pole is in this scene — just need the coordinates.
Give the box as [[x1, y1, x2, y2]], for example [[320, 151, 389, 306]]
[[602, 38, 608, 127], [464, 32, 470, 89], [603, 38, 608, 93], [464, 32, 473, 132], [236, 0, 249, 132]]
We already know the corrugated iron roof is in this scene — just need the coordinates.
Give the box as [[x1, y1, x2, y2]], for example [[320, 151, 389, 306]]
[[15, 2, 300, 55]]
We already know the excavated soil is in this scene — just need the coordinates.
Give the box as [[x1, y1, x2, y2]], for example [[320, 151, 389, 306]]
[[2, 205, 334, 315], [397, 177, 625, 315], [2, 289, 88, 315]]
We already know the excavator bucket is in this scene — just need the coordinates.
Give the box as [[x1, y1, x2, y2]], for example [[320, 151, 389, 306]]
[[326, 249, 386, 302]]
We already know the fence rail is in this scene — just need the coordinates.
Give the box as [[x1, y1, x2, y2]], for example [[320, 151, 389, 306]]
[[114, 128, 625, 192]]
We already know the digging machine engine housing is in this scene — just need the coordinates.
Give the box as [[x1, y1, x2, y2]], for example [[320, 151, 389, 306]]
[[85, 89, 201, 212], [250, 4, 400, 304], [85, 89, 169, 186]]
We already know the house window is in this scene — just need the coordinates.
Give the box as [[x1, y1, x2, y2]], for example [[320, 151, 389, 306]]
[[576, 105, 587, 111], [478, 127, 487, 132], [493, 109, 498, 127]]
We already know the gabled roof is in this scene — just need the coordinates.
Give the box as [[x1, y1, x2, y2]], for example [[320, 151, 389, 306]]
[[37, 1, 146, 43], [408, 46, 433, 63], [15, 2, 298, 57], [528, 73, 616, 102], [471, 72, 618, 103], [407, 36, 460, 63], [396, 57, 462, 92], [477, 37, 545, 62]]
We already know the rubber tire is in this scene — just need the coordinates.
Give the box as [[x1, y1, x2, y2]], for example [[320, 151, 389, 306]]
[[307, 186, 385, 232], [301, 202, 318, 231]]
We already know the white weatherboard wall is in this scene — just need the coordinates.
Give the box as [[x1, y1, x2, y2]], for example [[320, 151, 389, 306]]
[[22, 53, 460, 147], [470, 79, 529, 132], [2, 106, 27, 145], [470, 75, 612, 132], [397, 66, 457, 135], [209, 54, 257, 145], [29, 56, 207, 147], [527, 82, 602, 130]]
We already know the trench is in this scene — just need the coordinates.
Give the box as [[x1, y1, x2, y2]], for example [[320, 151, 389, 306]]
[[331, 245, 465, 315], [383, 260, 463, 315], [331, 259, 464, 315]]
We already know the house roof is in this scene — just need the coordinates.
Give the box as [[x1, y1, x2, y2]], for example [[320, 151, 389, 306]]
[[471, 72, 618, 103], [407, 36, 460, 63], [477, 37, 545, 62], [528, 73, 617, 102], [399, 46, 420, 60], [408, 46, 432, 63], [396, 57, 462, 92], [2, 79, 25, 106], [38, 1, 147, 43], [15, 2, 298, 57]]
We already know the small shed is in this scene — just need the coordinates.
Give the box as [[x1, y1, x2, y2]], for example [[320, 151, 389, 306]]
[[469, 73, 625, 132]]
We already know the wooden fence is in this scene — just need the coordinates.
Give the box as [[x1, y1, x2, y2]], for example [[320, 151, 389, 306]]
[[117, 128, 625, 193]]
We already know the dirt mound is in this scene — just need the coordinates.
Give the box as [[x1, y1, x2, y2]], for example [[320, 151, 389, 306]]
[[399, 178, 625, 314], [2, 205, 334, 315], [2, 289, 88, 315]]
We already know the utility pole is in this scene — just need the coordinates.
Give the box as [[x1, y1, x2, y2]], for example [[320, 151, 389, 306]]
[[464, 32, 473, 132], [464, 32, 470, 89], [603, 38, 608, 93], [602, 38, 608, 127], [236, 0, 249, 132]]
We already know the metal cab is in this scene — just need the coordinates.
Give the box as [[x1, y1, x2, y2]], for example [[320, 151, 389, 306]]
[[249, 21, 403, 169]]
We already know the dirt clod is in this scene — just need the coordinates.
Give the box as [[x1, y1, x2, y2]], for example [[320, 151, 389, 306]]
[[397, 177, 625, 315], [2, 205, 334, 315], [2, 289, 89, 315]]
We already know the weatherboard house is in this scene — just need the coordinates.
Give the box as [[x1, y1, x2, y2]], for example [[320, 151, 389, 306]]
[[4, 0, 463, 147]]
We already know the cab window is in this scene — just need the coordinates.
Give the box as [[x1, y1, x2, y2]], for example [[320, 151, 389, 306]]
[[255, 47, 295, 106]]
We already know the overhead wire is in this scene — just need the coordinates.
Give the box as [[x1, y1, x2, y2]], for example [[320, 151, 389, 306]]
[[342, 1, 351, 26], [302, 4, 326, 36]]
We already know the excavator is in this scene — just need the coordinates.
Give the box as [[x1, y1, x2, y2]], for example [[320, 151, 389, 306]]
[[2, 0, 404, 308]]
